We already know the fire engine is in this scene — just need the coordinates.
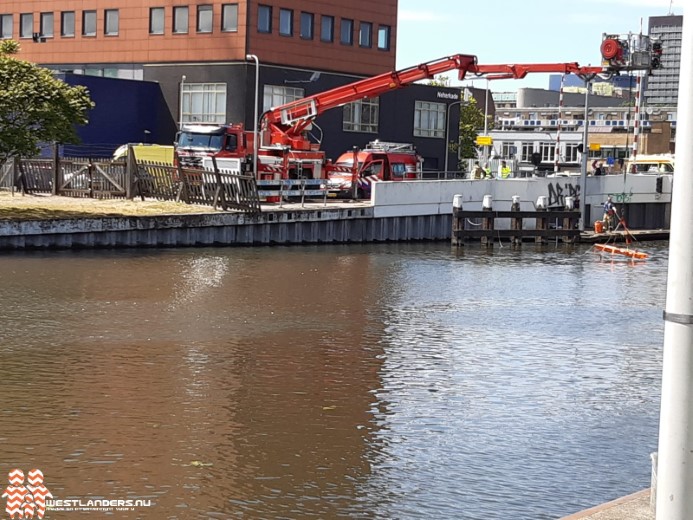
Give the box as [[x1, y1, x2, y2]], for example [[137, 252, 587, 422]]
[[326, 140, 423, 198], [175, 33, 661, 198]]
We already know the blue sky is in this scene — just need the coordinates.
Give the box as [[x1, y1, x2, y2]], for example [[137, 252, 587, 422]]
[[396, 0, 683, 90]]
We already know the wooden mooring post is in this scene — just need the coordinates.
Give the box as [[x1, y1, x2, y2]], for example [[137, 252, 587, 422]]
[[451, 194, 580, 246]]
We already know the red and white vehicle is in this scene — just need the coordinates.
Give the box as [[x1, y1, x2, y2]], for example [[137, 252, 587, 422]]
[[326, 141, 423, 198]]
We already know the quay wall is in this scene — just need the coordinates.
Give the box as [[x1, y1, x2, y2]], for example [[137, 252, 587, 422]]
[[0, 174, 671, 249], [372, 175, 672, 226], [0, 206, 452, 249]]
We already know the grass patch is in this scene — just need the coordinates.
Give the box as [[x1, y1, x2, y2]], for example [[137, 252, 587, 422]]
[[0, 192, 219, 220]]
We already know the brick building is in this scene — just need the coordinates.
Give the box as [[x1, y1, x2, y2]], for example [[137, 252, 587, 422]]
[[1, 1, 463, 168]]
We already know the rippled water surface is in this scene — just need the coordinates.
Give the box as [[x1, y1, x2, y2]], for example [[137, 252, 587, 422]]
[[0, 242, 667, 519]]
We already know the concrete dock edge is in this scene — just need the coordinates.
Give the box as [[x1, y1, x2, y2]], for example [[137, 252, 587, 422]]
[[561, 489, 652, 520]]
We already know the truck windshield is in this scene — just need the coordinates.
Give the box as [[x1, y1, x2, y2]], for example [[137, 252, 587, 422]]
[[177, 132, 224, 151]]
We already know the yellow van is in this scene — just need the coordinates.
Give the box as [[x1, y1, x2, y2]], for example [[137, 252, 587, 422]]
[[112, 144, 175, 165], [626, 154, 674, 174]]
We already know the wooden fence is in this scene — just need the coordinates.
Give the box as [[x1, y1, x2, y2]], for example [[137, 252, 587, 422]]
[[0, 152, 261, 213]]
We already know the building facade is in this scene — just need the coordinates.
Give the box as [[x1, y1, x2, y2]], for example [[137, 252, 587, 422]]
[[645, 14, 683, 106], [0, 1, 466, 168], [490, 88, 674, 174]]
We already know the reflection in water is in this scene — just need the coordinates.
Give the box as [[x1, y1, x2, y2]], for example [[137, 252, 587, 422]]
[[0, 243, 666, 519]]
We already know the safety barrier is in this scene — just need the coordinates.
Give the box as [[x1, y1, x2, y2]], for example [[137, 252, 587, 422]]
[[256, 179, 329, 207]]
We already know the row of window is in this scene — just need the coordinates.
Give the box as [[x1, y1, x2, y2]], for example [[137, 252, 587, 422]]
[[513, 142, 581, 163], [256, 5, 390, 51], [0, 10, 120, 39], [1, 6, 392, 50], [180, 83, 441, 137], [0, 5, 240, 39], [150, 5, 239, 35]]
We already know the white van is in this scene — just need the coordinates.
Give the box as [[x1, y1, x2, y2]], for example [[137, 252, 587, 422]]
[[626, 154, 674, 174]]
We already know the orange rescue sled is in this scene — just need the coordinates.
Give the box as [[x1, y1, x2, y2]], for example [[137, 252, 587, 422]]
[[593, 243, 649, 259]]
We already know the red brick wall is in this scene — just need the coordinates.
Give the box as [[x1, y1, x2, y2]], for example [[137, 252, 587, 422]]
[[2, 0, 396, 75]]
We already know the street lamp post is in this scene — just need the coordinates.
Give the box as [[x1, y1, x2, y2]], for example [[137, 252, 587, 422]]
[[444, 100, 462, 174], [579, 79, 593, 231], [246, 54, 260, 177], [178, 75, 186, 130], [483, 79, 490, 163]]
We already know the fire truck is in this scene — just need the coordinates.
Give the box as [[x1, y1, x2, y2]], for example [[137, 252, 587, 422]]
[[326, 140, 423, 198], [175, 33, 661, 197]]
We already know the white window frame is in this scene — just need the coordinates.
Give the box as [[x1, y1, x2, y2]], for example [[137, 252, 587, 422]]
[[300, 12, 313, 40], [1, 15, 12, 39], [221, 4, 238, 32], [82, 10, 96, 37], [320, 15, 333, 42], [263, 85, 304, 112], [501, 142, 516, 158], [377, 25, 390, 51], [149, 7, 164, 35], [521, 142, 534, 162], [173, 6, 189, 34], [359, 21, 372, 48], [540, 142, 555, 162], [181, 83, 227, 124], [414, 100, 445, 138], [20, 13, 33, 39], [279, 8, 293, 37], [104, 9, 118, 36], [197, 5, 213, 33], [340, 18, 353, 45], [258, 5, 271, 33], [40, 12, 54, 38], [565, 143, 580, 163], [343, 98, 379, 133], [61, 11, 75, 37]]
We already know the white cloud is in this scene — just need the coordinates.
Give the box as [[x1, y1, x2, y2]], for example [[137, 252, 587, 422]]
[[398, 10, 447, 23]]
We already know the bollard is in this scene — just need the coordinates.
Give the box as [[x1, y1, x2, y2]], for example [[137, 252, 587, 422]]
[[452, 194, 464, 246], [481, 194, 494, 247], [535, 196, 548, 244], [511, 195, 521, 211], [563, 196, 576, 243]]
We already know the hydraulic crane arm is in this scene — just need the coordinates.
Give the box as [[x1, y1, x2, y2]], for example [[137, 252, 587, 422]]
[[259, 55, 609, 149], [260, 54, 478, 148], [464, 63, 604, 81]]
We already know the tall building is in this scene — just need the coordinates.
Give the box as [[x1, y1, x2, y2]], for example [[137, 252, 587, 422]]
[[0, 1, 465, 168], [645, 14, 683, 106]]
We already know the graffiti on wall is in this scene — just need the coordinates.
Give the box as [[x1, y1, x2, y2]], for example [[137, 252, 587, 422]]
[[547, 182, 580, 208], [608, 191, 634, 204]]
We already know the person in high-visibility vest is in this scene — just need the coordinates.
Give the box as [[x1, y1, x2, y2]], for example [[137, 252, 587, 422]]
[[500, 161, 511, 179]]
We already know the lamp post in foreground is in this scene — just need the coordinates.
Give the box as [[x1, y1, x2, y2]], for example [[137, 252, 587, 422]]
[[246, 54, 259, 177], [656, 5, 693, 518]]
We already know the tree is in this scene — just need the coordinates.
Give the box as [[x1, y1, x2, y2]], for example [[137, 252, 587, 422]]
[[452, 97, 487, 164], [0, 40, 94, 164]]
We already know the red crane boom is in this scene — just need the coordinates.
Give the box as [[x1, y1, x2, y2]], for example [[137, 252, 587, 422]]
[[259, 54, 605, 151]]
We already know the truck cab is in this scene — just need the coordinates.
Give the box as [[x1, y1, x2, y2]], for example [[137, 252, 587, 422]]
[[327, 141, 423, 198], [175, 124, 249, 168]]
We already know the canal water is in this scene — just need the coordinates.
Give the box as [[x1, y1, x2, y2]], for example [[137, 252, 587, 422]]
[[0, 241, 667, 519]]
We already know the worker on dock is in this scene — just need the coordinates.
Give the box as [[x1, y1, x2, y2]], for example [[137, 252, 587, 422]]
[[500, 161, 511, 179], [472, 162, 485, 180], [602, 196, 618, 231]]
